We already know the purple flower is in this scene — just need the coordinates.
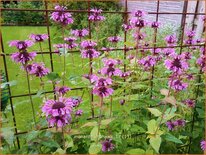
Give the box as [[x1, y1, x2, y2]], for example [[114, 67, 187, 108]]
[[50, 5, 73, 26], [9, 40, 34, 50], [71, 29, 89, 38], [93, 86, 113, 98], [130, 17, 147, 28], [81, 49, 100, 59], [138, 56, 156, 71], [162, 48, 175, 57], [181, 52, 192, 60], [133, 32, 146, 40], [183, 99, 195, 108], [75, 109, 83, 116], [80, 40, 97, 49], [107, 36, 122, 43], [101, 139, 115, 152], [28, 63, 50, 77], [184, 39, 195, 46], [186, 30, 195, 38], [173, 119, 186, 127], [164, 54, 189, 74], [120, 71, 131, 78], [166, 121, 175, 130], [89, 8, 105, 22], [201, 140, 206, 151], [91, 75, 112, 87], [100, 63, 122, 77], [165, 35, 177, 46], [64, 37, 78, 49], [11, 50, 36, 64], [55, 86, 71, 96], [133, 10, 146, 18], [70, 97, 82, 107], [168, 78, 188, 91], [197, 54, 206, 71], [29, 34, 48, 42], [122, 23, 132, 31], [202, 15, 206, 22], [119, 99, 125, 105], [150, 21, 160, 28], [150, 48, 161, 55], [101, 47, 113, 53]]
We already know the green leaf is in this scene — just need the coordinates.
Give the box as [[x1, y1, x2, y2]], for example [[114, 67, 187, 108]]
[[53, 148, 66, 154], [1, 80, 17, 88], [47, 72, 60, 81], [149, 136, 161, 153], [126, 148, 145, 154], [88, 143, 101, 154], [41, 140, 60, 148], [101, 118, 115, 126], [163, 133, 183, 144], [147, 119, 157, 134], [90, 126, 100, 141], [81, 121, 97, 128], [26, 130, 39, 142], [148, 108, 162, 117], [1, 127, 14, 145], [65, 135, 74, 148]]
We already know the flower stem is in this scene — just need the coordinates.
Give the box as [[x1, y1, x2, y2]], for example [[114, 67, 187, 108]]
[[97, 96, 103, 143], [62, 27, 66, 86], [40, 77, 47, 99], [110, 96, 113, 117], [39, 42, 45, 63], [25, 68, 37, 127], [62, 127, 65, 149]]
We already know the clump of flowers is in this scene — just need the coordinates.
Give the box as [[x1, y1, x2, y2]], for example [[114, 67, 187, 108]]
[[27, 62, 50, 77], [183, 99, 195, 108], [168, 76, 188, 91], [200, 140, 206, 151], [29, 34, 48, 42], [100, 58, 122, 77], [89, 8, 105, 22], [9, 40, 34, 50], [71, 29, 89, 38], [50, 5, 73, 26], [165, 34, 177, 46], [64, 37, 78, 49], [80, 40, 100, 58], [11, 50, 37, 65], [166, 119, 186, 130], [55, 86, 71, 96], [75, 109, 83, 116], [101, 139, 115, 152], [107, 36, 122, 43], [42, 97, 74, 127], [138, 55, 156, 71]]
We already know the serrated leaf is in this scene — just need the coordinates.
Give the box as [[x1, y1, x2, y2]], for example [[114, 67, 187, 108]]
[[89, 143, 101, 154], [147, 119, 157, 134], [81, 121, 97, 128], [148, 108, 162, 117], [90, 126, 100, 141], [163, 133, 183, 144], [149, 136, 161, 153], [126, 148, 145, 154]]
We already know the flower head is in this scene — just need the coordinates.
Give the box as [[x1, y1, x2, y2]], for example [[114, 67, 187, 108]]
[[81, 49, 100, 58], [70, 97, 82, 107], [164, 54, 189, 74], [71, 29, 89, 38], [122, 23, 132, 31], [197, 54, 206, 71], [138, 56, 156, 71], [29, 34, 48, 42], [150, 21, 160, 28], [50, 5, 73, 26], [9, 40, 34, 50], [183, 99, 195, 108], [55, 86, 71, 96], [11, 50, 36, 65], [75, 109, 83, 116], [201, 140, 206, 151], [89, 8, 105, 22], [165, 35, 177, 46], [168, 78, 188, 91], [100, 61, 122, 77], [186, 30, 195, 38], [162, 48, 175, 57], [130, 17, 147, 28], [101, 139, 115, 152], [107, 36, 122, 43], [64, 37, 78, 49], [80, 40, 97, 49], [28, 62, 50, 77], [133, 10, 146, 18], [166, 121, 175, 130], [42, 97, 74, 127]]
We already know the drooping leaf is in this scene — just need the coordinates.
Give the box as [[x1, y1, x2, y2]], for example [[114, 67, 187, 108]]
[[148, 108, 162, 117], [163, 133, 183, 144], [126, 148, 145, 154], [90, 126, 100, 141], [81, 121, 97, 128], [149, 136, 161, 153], [88, 143, 101, 154]]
